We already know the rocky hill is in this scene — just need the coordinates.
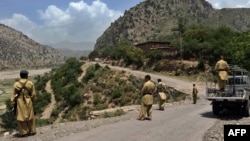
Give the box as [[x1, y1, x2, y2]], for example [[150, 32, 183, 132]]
[[94, 0, 250, 50], [0, 24, 65, 70]]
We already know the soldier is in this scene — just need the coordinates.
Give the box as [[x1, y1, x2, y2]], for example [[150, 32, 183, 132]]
[[11, 70, 37, 137], [192, 84, 198, 104], [155, 79, 167, 110], [215, 55, 229, 91], [137, 75, 155, 121]]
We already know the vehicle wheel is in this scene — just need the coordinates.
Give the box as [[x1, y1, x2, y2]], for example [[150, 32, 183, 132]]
[[212, 103, 220, 115], [243, 101, 250, 117]]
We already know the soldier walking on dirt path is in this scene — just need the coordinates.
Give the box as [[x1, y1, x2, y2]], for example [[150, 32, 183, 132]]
[[137, 75, 155, 121], [192, 84, 198, 104], [155, 79, 167, 110]]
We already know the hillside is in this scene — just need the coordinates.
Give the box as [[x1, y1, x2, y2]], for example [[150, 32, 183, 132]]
[[0, 24, 65, 70], [94, 0, 250, 50]]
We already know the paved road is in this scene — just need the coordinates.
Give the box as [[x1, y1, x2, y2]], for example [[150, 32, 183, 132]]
[[55, 63, 218, 141], [55, 100, 216, 141]]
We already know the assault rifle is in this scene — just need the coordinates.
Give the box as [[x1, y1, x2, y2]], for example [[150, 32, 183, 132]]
[[11, 93, 19, 117]]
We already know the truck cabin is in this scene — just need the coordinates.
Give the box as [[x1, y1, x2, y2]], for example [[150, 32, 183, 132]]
[[227, 76, 248, 85], [225, 75, 250, 94]]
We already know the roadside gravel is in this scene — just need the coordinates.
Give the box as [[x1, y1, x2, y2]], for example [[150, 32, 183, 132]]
[[0, 108, 138, 141], [0, 102, 184, 141], [203, 114, 250, 141]]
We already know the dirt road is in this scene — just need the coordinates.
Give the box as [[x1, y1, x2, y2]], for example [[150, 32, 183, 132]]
[[0, 64, 218, 141], [40, 80, 56, 119], [55, 64, 218, 141], [55, 101, 216, 141], [0, 68, 51, 80]]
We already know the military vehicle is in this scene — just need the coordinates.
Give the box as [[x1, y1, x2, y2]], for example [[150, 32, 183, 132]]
[[206, 65, 250, 116]]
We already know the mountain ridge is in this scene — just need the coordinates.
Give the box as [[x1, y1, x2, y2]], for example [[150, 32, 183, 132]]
[[94, 0, 250, 50], [0, 24, 65, 70]]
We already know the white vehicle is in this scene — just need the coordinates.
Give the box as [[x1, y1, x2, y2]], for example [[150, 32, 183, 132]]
[[206, 65, 250, 116]]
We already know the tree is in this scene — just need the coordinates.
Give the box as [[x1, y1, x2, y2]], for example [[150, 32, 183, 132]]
[[88, 50, 100, 60]]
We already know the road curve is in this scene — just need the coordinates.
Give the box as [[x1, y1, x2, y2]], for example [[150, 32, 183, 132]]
[[55, 63, 218, 141]]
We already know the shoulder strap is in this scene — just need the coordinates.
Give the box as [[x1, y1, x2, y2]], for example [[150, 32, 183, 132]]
[[18, 80, 31, 96], [18, 80, 28, 89]]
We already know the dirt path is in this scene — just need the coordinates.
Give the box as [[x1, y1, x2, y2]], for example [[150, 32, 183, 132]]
[[77, 62, 91, 82], [41, 62, 91, 121], [40, 80, 56, 119], [54, 63, 217, 141], [0, 63, 218, 141], [98, 63, 203, 95]]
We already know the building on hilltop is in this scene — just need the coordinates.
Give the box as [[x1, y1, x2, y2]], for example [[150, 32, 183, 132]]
[[134, 41, 178, 59]]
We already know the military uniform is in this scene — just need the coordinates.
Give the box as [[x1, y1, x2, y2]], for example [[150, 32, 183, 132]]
[[192, 84, 198, 104], [138, 78, 155, 120], [156, 82, 167, 110], [11, 71, 36, 136], [215, 57, 229, 90]]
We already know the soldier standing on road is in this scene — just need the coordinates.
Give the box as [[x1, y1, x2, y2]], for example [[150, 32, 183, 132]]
[[11, 70, 37, 137], [215, 55, 229, 91], [155, 79, 167, 110], [192, 84, 198, 104], [137, 75, 155, 121]]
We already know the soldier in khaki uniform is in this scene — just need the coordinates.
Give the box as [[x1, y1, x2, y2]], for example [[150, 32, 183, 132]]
[[192, 84, 198, 104], [215, 56, 229, 91], [155, 79, 167, 110], [11, 70, 36, 137], [137, 75, 155, 121]]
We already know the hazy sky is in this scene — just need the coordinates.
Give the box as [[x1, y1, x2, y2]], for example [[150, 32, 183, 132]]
[[0, 0, 250, 47]]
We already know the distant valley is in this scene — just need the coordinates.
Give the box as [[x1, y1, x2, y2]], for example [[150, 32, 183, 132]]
[[56, 48, 91, 59], [48, 40, 94, 58]]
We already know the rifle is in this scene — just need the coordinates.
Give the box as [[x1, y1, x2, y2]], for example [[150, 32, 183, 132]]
[[11, 93, 19, 117]]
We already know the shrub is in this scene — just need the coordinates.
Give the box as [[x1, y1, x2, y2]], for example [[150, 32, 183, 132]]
[[120, 96, 132, 106], [93, 94, 102, 105], [103, 109, 125, 118], [94, 103, 108, 110], [197, 59, 205, 71], [78, 106, 90, 120], [34, 92, 51, 115], [36, 119, 53, 127], [111, 87, 122, 99], [0, 99, 17, 131]]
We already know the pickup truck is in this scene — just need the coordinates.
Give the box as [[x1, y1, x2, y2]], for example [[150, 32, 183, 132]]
[[206, 65, 250, 116]]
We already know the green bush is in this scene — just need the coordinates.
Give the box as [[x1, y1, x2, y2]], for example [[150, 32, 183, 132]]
[[94, 103, 108, 111], [83, 65, 95, 83], [78, 106, 90, 120], [120, 96, 132, 106], [111, 87, 122, 99], [103, 109, 125, 118], [0, 99, 17, 131], [34, 92, 51, 115], [93, 93, 101, 105], [197, 59, 205, 71], [36, 119, 53, 127]]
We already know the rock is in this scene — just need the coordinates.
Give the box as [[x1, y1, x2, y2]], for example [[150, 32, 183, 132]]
[[3, 132, 9, 136]]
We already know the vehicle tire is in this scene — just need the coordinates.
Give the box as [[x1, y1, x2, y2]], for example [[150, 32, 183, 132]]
[[212, 103, 220, 115], [243, 101, 250, 117]]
